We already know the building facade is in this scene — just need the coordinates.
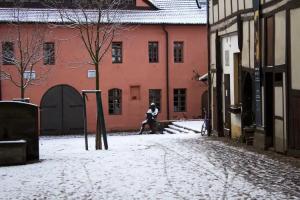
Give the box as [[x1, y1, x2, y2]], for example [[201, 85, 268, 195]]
[[208, 0, 300, 155], [0, 0, 208, 134]]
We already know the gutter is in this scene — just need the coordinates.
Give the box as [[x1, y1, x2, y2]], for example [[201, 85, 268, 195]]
[[0, 66, 2, 101], [0, 78, 1, 100], [162, 25, 170, 120], [207, 0, 211, 136]]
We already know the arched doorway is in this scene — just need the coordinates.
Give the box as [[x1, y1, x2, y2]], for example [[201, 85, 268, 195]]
[[40, 85, 84, 135]]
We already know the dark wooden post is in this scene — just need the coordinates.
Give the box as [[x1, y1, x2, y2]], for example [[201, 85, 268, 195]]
[[253, 0, 263, 127], [82, 90, 108, 150], [82, 93, 88, 150], [96, 92, 108, 150]]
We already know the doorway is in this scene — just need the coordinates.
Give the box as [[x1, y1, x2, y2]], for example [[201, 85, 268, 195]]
[[224, 74, 231, 136], [40, 85, 84, 135], [242, 72, 254, 127], [265, 72, 274, 148]]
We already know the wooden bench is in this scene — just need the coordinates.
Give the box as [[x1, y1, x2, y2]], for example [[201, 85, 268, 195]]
[[0, 140, 27, 166]]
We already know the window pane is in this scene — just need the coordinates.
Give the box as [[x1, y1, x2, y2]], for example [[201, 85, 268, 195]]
[[108, 88, 122, 115], [148, 42, 158, 63], [173, 88, 186, 112], [44, 42, 55, 65], [112, 42, 122, 63], [2, 42, 14, 65], [149, 89, 161, 111], [174, 42, 184, 63]]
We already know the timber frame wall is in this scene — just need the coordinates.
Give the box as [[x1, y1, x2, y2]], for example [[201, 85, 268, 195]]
[[208, 0, 300, 155]]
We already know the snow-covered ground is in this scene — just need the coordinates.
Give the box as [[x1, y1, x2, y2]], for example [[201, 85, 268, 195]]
[[1, 133, 300, 200]]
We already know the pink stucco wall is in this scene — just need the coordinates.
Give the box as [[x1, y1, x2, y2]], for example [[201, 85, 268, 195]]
[[0, 24, 207, 132]]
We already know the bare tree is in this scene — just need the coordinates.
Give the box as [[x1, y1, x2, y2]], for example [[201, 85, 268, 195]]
[[0, 6, 52, 99], [49, 0, 130, 149]]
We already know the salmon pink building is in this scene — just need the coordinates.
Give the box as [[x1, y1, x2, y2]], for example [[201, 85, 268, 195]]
[[0, 0, 208, 134]]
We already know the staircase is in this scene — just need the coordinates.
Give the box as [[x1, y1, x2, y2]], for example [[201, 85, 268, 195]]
[[163, 122, 199, 134]]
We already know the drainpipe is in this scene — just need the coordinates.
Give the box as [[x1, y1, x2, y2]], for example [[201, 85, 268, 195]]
[[0, 67, 2, 101], [162, 25, 170, 120], [206, 0, 211, 136]]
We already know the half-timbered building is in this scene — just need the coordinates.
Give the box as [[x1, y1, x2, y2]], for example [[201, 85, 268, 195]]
[[208, 0, 300, 155]]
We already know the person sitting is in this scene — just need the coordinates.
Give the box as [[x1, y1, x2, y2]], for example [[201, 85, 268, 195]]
[[139, 103, 159, 134]]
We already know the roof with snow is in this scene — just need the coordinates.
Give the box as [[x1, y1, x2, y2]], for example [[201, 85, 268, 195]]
[[0, 0, 207, 25]]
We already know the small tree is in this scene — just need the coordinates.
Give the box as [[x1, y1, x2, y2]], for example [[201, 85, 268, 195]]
[[0, 7, 52, 99], [51, 0, 129, 149]]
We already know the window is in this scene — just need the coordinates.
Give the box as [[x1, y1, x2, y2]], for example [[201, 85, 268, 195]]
[[174, 42, 184, 63], [87, 70, 96, 78], [149, 89, 161, 111], [130, 85, 140, 100], [148, 41, 158, 63], [108, 88, 122, 115], [23, 71, 36, 80], [44, 42, 55, 65], [174, 88, 186, 112], [2, 42, 14, 65], [112, 42, 122, 63]]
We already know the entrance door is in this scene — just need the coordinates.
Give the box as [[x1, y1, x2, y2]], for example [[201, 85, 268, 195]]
[[40, 85, 84, 135], [290, 91, 300, 150], [224, 74, 231, 135], [242, 72, 254, 126], [213, 87, 218, 131], [273, 73, 285, 152], [265, 72, 274, 148]]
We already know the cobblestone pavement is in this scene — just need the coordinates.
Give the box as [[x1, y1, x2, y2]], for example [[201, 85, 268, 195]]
[[0, 133, 300, 200]]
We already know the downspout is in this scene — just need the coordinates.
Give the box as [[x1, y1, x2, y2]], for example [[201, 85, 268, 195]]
[[0, 67, 2, 101], [207, 0, 211, 136], [163, 25, 170, 120]]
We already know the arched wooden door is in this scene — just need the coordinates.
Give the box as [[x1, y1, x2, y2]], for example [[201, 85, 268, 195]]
[[40, 85, 84, 135]]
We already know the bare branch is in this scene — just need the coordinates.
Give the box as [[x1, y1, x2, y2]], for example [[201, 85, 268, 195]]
[[0, 5, 52, 98]]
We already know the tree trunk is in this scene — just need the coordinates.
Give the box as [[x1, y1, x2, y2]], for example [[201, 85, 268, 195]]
[[21, 88, 25, 99], [95, 63, 102, 150], [96, 117, 102, 150], [20, 76, 25, 99]]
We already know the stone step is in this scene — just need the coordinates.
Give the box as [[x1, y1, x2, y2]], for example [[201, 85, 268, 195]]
[[168, 125, 190, 133], [171, 121, 202, 134], [164, 128, 180, 134]]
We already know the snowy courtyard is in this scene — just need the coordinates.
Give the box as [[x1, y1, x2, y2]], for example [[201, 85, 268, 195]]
[[1, 133, 300, 200]]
